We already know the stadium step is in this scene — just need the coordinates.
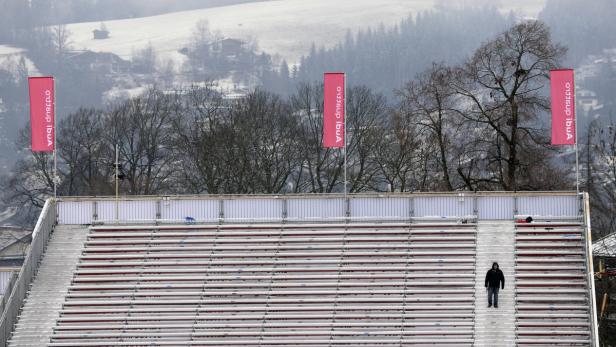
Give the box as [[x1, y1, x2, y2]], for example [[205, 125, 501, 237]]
[[7, 226, 89, 347], [6, 218, 595, 347], [474, 222, 516, 347], [514, 221, 592, 346], [46, 223, 480, 346]]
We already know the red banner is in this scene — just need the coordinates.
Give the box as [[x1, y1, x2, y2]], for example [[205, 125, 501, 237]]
[[323, 72, 345, 148], [28, 77, 55, 152], [550, 69, 575, 145]]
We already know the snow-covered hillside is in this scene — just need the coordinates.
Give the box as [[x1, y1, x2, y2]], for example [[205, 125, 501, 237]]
[[64, 0, 545, 67], [0, 45, 39, 76], [65, 0, 429, 65], [0, 45, 24, 56]]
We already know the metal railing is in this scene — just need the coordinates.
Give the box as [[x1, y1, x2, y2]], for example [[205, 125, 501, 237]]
[[582, 192, 601, 346], [0, 273, 18, 318], [57, 192, 582, 225], [0, 199, 56, 346]]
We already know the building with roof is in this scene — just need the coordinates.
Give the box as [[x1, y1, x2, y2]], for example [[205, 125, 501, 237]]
[[0, 227, 30, 268]]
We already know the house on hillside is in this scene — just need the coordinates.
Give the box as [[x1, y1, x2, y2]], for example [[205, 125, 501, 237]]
[[92, 23, 110, 40], [92, 29, 110, 40], [213, 38, 246, 58], [0, 227, 31, 268], [0, 227, 27, 304], [67, 51, 130, 75]]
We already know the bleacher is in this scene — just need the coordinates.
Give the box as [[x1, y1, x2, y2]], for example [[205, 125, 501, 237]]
[[0, 193, 600, 346], [515, 221, 593, 346], [46, 222, 477, 346]]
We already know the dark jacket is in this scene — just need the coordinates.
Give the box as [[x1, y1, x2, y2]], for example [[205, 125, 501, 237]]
[[485, 263, 505, 289]]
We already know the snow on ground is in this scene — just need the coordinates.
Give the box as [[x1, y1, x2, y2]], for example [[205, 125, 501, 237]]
[[0, 45, 24, 56], [64, 0, 547, 67], [62, 0, 436, 66], [103, 86, 149, 103], [0, 44, 40, 76]]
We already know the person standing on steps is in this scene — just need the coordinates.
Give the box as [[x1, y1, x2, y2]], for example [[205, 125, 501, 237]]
[[485, 262, 505, 308]]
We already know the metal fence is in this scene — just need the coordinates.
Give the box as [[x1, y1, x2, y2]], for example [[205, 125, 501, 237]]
[[0, 199, 56, 346], [57, 192, 583, 225], [583, 192, 601, 347], [0, 273, 16, 297], [0, 273, 18, 320]]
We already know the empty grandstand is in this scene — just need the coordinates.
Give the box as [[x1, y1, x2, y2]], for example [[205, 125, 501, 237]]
[[0, 193, 601, 346]]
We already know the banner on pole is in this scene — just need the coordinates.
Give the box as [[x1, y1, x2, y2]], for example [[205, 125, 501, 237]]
[[28, 76, 55, 152], [550, 69, 575, 145], [323, 72, 345, 148]]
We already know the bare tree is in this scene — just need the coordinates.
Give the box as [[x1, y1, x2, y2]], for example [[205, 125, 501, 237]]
[[106, 89, 179, 195], [346, 86, 388, 192], [228, 89, 300, 194], [133, 42, 157, 74], [49, 24, 72, 71], [172, 84, 227, 194], [396, 63, 459, 190], [185, 19, 214, 80], [57, 108, 113, 196], [585, 120, 616, 239], [453, 21, 566, 190], [51, 24, 71, 56], [2, 126, 54, 224], [372, 111, 423, 192], [291, 83, 344, 193]]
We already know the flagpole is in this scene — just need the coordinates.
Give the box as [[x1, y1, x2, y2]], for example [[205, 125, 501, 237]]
[[343, 73, 347, 200], [575, 132, 580, 194], [574, 71, 580, 194], [53, 77, 57, 200], [115, 144, 119, 222]]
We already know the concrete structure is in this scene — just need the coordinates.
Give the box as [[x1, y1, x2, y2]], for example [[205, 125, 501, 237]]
[[8, 226, 87, 347], [474, 222, 515, 347], [0, 227, 31, 268], [0, 193, 601, 346]]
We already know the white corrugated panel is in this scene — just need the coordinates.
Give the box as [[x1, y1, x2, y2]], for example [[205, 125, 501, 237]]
[[224, 199, 283, 220], [414, 195, 474, 217], [55, 194, 582, 224], [0, 271, 14, 295], [96, 201, 116, 221], [478, 196, 514, 220], [349, 197, 409, 219], [57, 201, 92, 225], [161, 199, 219, 221], [287, 198, 345, 220], [119, 200, 157, 221], [517, 195, 580, 217], [97, 200, 157, 221]]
